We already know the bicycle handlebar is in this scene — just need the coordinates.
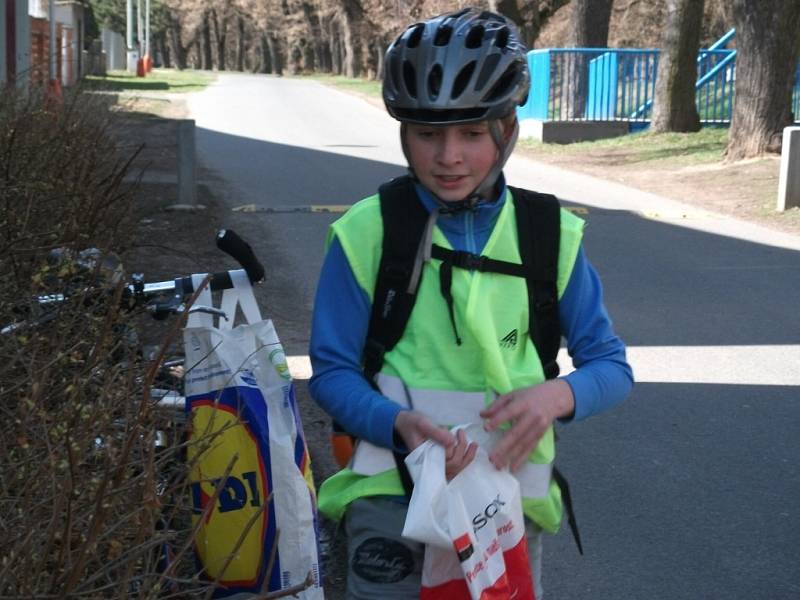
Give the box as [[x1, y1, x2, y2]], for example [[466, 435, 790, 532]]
[[216, 229, 265, 284], [130, 228, 265, 299]]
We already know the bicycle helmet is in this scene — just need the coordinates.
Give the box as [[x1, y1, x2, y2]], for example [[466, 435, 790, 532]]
[[383, 8, 530, 125]]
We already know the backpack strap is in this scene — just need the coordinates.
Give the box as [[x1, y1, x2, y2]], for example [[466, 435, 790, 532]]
[[508, 186, 562, 380], [362, 175, 429, 382], [510, 187, 584, 554]]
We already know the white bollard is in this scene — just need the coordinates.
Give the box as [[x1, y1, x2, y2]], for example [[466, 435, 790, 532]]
[[777, 126, 800, 212], [178, 119, 197, 206]]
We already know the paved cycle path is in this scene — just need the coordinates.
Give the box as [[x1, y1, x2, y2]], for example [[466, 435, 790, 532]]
[[186, 73, 800, 599]]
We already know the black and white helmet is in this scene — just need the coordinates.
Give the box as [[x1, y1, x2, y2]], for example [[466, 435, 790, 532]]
[[383, 8, 530, 125]]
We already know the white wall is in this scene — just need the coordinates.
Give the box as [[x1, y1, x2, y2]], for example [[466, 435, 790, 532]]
[[101, 28, 126, 71]]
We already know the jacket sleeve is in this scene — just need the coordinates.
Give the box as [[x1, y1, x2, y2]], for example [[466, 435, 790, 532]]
[[309, 237, 406, 450], [559, 246, 634, 421]]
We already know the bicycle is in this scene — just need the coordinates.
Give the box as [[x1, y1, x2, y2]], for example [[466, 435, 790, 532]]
[[0, 229, 291, 598]]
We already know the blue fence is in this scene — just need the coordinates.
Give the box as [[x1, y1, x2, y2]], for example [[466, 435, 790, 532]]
[[518, 41, 800, 127]]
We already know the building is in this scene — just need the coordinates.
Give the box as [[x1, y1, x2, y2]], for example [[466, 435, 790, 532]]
[[2, 0, 90, 88], [1, 0, 32, 87]]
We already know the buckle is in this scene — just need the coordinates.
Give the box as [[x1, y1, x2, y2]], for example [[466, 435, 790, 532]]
[[452, 251, 486, 271]]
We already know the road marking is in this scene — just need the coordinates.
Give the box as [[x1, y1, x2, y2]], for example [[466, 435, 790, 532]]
[[558, 345, 800, 386], [233, 204, 590, 215], [288, 345, 800, 386], [232, 204, 351, 213]]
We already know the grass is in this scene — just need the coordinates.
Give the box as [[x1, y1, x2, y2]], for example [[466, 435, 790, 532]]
[[84, 68, 216, 94], [516, 126, 730, 166], [304, 73, 382, 97]]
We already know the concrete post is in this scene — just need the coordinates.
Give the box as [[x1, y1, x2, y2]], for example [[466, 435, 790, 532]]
[[777, 126, 800, 212], [177, 120, 197, 206]]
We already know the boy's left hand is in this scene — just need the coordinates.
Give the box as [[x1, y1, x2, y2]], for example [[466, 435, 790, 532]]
[[480, 379, 575, 472]]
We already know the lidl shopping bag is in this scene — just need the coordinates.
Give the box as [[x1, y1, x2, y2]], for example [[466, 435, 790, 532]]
[[402, 426, 534, 600], [183, 271, 323, 598]]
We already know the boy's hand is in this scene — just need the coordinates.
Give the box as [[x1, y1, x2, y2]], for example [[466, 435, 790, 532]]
[[445, 428, 478, 481], [394, 410, 456, 452], [480, 379, 575, 471]]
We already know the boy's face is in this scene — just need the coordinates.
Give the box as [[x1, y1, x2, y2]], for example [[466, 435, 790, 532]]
[[405, 121, 500, 202]]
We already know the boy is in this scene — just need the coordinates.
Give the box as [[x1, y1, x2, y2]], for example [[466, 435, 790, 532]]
[[309, 8, 633, 599]]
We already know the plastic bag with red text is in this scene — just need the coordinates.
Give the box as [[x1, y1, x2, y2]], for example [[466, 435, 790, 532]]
[[401, 425, 535, 600]]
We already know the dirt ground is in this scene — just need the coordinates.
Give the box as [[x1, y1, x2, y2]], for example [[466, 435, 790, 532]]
[[516, 144, 800, 236]]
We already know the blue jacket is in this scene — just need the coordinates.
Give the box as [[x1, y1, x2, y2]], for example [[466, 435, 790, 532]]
[[310, 179, 633, 451]]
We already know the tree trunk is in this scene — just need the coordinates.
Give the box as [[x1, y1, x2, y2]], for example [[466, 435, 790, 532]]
[[572, 0, 613, 47], [210, 8, 228, 71], [725, 0, 800, 159], [497, 0, 541, 48], [267, 34, 283, 76], [156, 32, 170, 68], [339, 0, 365, 78], [201, 12, 213, 71], [260, 35, 272, 73], [375, 37, 384, 82], [236, 15, 245, 72], [651, 0, 704, 132], [167, 18, 187, 70], [563, 0, 613, 119]]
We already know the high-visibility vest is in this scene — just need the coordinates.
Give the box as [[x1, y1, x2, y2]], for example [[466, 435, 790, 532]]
[[317, 188, 585, 533]]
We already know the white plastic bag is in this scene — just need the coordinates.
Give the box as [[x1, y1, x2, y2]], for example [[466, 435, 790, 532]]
[[183, 271, 323, 598], [402, 425, 535, 600]]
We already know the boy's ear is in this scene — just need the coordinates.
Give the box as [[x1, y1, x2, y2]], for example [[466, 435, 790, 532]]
[[501, 115, 518, 144]]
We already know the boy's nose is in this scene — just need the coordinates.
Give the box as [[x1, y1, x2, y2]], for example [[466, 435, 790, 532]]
[[436, 131, 463, 165]]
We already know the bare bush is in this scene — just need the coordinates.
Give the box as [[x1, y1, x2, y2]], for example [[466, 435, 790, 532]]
[[0, 89, 208, 598]]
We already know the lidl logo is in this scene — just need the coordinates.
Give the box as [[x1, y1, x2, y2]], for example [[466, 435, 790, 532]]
[[188, 398, 271, 587]]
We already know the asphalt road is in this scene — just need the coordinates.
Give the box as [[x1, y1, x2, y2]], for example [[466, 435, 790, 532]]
[[187, 73, 800, 600]]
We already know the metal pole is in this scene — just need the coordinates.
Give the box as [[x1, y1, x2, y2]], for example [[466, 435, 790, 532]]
[[126, 0, 135, 72], [137, 0, 143, 57], [145, 0, 151, 61]]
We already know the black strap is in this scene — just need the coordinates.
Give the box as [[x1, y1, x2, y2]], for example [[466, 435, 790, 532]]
[[362, 175, 429, 383], [552, 466, 584, 555], [509, 186, 562, 380]]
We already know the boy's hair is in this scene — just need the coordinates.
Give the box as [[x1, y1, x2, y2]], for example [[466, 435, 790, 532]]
[[383, 8, 530, 125]]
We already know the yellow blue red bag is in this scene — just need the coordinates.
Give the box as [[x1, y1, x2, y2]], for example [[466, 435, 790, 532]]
[[183, 271, 323, 598]]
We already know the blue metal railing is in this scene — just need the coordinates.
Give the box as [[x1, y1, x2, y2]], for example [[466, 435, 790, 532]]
[[518, 29, 800, 127], [794, 64, 800, 121]]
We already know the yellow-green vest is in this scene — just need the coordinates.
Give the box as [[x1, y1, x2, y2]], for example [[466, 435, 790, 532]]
[[317, 188, 585, 533]]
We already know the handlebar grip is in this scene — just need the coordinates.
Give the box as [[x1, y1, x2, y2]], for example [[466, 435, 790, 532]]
[[216, 229, 265, 283]]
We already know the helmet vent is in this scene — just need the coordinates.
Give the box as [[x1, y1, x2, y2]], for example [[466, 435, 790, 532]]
[[474, 53, 500, 91], [403, 60, 418, 98], [428, 64, 443, 99], [495, 27, 510, 49], [465, 25, 485, 49], [451, 61, 476, 99], [434, 25, 453, 46], [483, 63, 520, 102], [407, 24, 425, 48]]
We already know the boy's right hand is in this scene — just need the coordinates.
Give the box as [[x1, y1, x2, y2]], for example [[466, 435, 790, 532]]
[[394, 410, 455, 452]]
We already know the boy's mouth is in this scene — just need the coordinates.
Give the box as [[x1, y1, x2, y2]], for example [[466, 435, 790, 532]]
[[434, 175, 466, 185]]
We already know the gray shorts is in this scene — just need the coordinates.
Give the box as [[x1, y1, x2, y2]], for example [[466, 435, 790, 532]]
[[344, 496, 544, 600]]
